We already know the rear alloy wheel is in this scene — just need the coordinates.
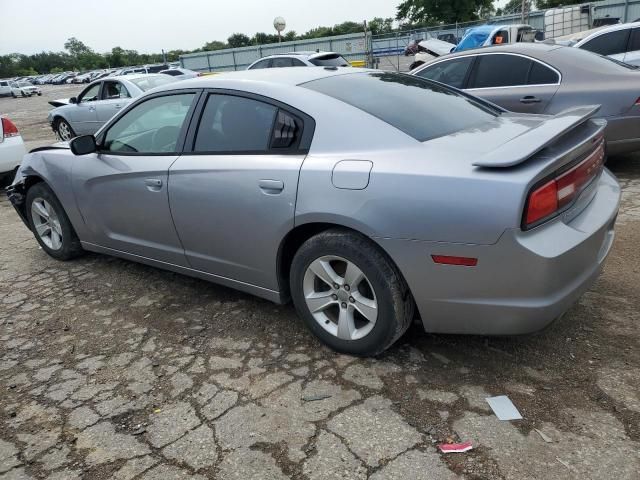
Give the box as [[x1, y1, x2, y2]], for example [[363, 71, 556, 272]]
[[290, 229, 414, 356], [26, 183, 83, 260], [55, 118, 75, 141]]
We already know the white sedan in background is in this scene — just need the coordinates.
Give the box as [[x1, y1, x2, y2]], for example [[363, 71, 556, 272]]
[[159, 67, 200, 80], [0, 116, 26, 187]]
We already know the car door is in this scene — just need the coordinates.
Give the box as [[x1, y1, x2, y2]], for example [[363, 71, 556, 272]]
[[66, 82, 102, 134], [72, 91, 199, 265], [169, 92, 313, 290], [624, 27, 640, 66], [465, 53, 559, 114], [414, 56, 474, 90], [95, 80, 131, 124]]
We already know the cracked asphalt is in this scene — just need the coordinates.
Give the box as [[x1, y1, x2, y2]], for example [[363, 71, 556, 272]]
[[1, 87, 639, 479]]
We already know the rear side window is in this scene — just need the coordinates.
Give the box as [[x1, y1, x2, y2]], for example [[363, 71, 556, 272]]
[[581, 29, 630, 56], [271, 57, 294, 68], [194, 94, 277, 152], [528, 62, 559, 85], [415, 57, 473, 88], [309, 54, 350, 67], [468, 54, 531, 88], [302, 72, 498, 142], [629, 28, 640, 52], [292, 58, 307, 66]]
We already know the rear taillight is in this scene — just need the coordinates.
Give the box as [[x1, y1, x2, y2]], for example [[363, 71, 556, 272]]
[[635, 97, 640, 106], [1, 117, 19, 138], [523, 139, 605, 229]]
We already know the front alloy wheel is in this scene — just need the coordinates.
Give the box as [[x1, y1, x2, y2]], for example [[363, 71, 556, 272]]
[[26, 182, 83, 261], [55, 119, 74, 141], [31, 198, 63, 250], [303, 256, 378, 341]]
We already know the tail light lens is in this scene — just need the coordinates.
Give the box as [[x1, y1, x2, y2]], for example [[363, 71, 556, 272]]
[[1, 117, 19, 138], [523, 138, 605, 229]]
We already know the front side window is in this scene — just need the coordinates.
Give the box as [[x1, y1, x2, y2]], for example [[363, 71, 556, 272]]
[[415, 57, 473, 89], [102, 81, 130, 100], [194, 94, 277, 152], [303, 72, 498, 142], [249, 59, 271, 70], [468, 54, 531, 88], [79, 83, 101, 102], [581, 29, 631, 56], [103, 93, 195, 154]]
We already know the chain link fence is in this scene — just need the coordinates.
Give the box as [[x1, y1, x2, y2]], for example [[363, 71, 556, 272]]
[[181, 0, 640, 73]]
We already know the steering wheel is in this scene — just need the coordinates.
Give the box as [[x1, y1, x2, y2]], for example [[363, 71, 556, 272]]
[[151, 126, 179, 152]]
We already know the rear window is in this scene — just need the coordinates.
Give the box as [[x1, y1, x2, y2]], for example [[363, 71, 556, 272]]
[[309, 54, 350, 67], [302, 72, 498, 142], [129, 75, 177, 91]]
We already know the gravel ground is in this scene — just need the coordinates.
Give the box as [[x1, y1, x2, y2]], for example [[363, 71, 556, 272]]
[[1, 87, 639, 480]]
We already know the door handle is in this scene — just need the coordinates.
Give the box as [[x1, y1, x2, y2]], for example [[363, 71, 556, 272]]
[[258, 179, 284, 194], [114, 104, 122, 109], [89, 106, 96, 111], [520, 96, 541, 104], [145, 178, 163, 191]]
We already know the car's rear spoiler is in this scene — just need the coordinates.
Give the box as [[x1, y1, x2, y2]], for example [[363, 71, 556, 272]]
[[473, 105, 601, 168]]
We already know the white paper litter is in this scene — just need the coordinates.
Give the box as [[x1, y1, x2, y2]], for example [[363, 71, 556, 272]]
[[485, 395, 522, 420]]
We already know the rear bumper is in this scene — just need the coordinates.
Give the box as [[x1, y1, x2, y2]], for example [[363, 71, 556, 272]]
[[377, 169, 621, 335], [604, 115, 640, 155]]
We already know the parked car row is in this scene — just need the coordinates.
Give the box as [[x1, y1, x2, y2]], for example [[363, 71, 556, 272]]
[[47, 74, 179, 140], [0, 79, 41, 98]]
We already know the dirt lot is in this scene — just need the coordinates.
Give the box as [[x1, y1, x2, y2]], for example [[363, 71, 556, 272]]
[[1, 89, 639, 480]]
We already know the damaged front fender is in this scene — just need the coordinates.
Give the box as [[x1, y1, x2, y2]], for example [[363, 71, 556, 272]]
[[6, 178, 30, 230]]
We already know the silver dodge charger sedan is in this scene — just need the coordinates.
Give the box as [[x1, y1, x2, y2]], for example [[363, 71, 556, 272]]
[[8, 68, 620, 356]]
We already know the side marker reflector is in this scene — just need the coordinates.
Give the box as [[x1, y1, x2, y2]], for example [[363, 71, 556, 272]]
[[431, 255, 478, 267]]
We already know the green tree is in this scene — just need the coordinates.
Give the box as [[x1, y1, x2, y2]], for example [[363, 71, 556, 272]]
[[535, 0, 582, 9], [369, 17, 394, 35], [396, 0, 495, 24], [202, 40, 227, 51], [227, 33, 251, 48]]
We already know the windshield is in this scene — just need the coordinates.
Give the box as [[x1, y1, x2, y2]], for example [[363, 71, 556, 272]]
[[302, 72, 499, 142], [309, 54, 350, 67], [128, 75, 177, 91]]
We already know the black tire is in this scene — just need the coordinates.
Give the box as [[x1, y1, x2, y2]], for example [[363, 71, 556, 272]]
[[11, 92, 16, 98], [26, 182, 84, 261], [54, 117, 75, 141], [290, 229, 414, 356]]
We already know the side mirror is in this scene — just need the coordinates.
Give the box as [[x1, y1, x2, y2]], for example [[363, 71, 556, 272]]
[[70, 135, 97, 155], [69, 97, 77, 104]]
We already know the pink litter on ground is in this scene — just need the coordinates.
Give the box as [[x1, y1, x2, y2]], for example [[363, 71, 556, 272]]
[[439, 441, 473, 453]]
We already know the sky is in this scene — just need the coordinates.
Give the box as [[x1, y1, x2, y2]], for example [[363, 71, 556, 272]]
[[0, 0, 403, 55]]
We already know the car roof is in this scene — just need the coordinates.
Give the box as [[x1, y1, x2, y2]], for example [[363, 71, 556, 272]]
[[435, 42, 562, 59], [575, 21, 640, 44], [157, 66, 364, 91]]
